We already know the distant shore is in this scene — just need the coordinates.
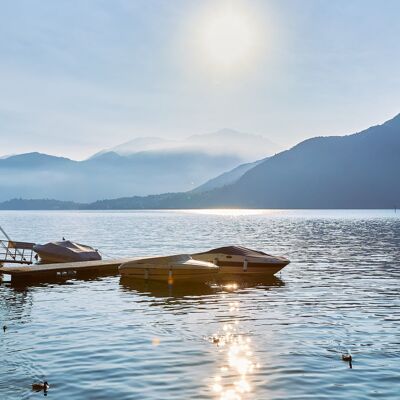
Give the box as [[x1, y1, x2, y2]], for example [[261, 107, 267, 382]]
[[0, 197, 398, 211]]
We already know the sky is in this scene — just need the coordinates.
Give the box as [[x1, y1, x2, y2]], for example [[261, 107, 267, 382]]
[[0, 0, 399, 159]]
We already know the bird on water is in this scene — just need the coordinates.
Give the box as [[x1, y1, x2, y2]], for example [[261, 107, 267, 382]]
[[342, 353, 353, 368], [32, 381, 50, 393], [212, 336, 220, 344]]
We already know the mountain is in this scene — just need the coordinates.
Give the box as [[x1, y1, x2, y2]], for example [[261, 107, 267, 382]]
[[0, 152, 79, 201], [0, 129, 278, 202], [98, 129, 280, 161], [91, 137, 176, 158], [0, 152, 74, 168], [84, 113, 399, 209], [0, 150, 241, 202], [192, 159, 264, 193], [81, 150, 242, 200], [197, 113, 400, 208], [2, 114, 398, 209]]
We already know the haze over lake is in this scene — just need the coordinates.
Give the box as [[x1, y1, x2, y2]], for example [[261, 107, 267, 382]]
[[1, 210, 399, 399]]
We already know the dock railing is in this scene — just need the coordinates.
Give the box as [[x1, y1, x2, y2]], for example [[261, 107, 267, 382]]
[[0, 240, 35, 264]]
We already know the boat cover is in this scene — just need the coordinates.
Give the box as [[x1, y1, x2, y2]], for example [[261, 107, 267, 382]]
[[119, 254, 218, 271], [132, 254, 192, 265], [195, 245, 272, 258], [33, 240, 101, 262]]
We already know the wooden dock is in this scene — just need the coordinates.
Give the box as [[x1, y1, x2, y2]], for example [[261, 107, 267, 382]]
[[0, 258, 141, 282]]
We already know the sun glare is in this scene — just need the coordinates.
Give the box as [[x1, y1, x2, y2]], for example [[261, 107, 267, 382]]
[[185, 209, 277, 216], [193, 2, 264, 76], [209, 301, 258, 399]]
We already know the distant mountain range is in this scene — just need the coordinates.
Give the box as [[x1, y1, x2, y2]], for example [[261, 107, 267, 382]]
[[1, 114, 399, 209], [0, 129, 279, 202], [94, 129, 280, 160]]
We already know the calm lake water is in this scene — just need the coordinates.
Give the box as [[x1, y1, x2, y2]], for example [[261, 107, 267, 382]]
[[0, 210, 399, 399]]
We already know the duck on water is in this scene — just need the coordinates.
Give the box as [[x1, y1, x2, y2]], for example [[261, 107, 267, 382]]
[[32, 381, 50, 393]]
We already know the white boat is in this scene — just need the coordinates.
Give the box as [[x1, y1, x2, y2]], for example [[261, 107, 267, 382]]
[[119, 254, 218, 282], [192, 245, 289, 276], [33, 240, 102, 263]]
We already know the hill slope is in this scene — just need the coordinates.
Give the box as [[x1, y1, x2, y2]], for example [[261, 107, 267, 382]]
[[192, 159, 264, 193], [202, 113, 400, 208]]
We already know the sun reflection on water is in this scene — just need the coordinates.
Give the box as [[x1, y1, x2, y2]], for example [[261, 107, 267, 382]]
[[209, 299, 258, 399], [184, 209, 278, 216]]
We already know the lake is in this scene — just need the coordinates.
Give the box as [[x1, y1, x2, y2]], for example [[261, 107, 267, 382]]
[[0, 210, 399, 399]]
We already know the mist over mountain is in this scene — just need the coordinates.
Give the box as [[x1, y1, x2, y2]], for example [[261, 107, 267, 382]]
[[192, 159, 264, 193], [91, 137, 177, 158], [0, 129, 278, 202], [0, 150, 241, 202], [182, 129, 280, 160], [95, 129, 280, 161], [2, 114, 399, 209]]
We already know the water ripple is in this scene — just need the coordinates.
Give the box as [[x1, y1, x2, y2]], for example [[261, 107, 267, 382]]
[[1, 210, 399, 399]]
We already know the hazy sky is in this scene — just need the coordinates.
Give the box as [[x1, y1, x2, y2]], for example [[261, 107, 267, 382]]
[[1, 0, 399, 159]]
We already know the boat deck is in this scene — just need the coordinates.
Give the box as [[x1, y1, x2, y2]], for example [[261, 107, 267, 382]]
[[0, 258, 142, 282]]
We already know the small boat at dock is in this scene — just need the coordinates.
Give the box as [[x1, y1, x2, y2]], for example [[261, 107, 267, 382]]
[[119, 254, 218, 282], [33, 240, 102, 263], [192, 245, 289, 277]]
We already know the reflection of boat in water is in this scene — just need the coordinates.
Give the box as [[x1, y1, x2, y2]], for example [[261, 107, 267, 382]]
[[120, 274, 284, 299], [212, 274, 285, 289], [119, 277, 217, 298], [119, 254, 218, 282], [33, 240, 102, 263], [192, 246, 289, 277]]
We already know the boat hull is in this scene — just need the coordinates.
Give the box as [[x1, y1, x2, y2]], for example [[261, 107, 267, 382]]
[[192, 253, 289, 277], [119, 255, 218, 282], [119, 266, 218, 281]]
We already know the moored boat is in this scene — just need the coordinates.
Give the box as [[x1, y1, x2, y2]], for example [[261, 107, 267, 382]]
[[33, 240, 102, 263], [119, 254, 218, 282], [192, 245, 289, 276]]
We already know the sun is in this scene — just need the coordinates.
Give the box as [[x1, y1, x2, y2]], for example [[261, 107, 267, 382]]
[[196, 3, 262, 74]]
